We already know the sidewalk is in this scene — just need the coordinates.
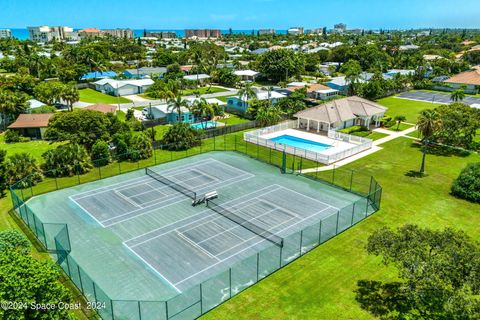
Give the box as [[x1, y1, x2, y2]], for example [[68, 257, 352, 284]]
[[301, 126, 417, 173]]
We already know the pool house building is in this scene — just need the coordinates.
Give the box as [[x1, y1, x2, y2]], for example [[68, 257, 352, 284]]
[[293, 96, 387, 132]]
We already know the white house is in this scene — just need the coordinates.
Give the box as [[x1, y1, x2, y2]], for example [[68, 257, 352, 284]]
[[234, 70, 260, 82], [183, 74, 211, 84], [93, 79, 154, 96]]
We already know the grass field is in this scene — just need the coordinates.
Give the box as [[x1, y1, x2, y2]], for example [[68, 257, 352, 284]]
[[217, 113, 250, 125], [351, 131, 389, 141], [377, 96, 441, 123], [182, 87, 228, 96], [0, 133, 63, 163], [202, 137, 480, 320], [79, 89, 131, 104], [385, 122, 415, 132]]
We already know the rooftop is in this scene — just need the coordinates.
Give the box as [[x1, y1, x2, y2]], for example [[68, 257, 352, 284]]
[[444, 70, 480, 86], [8, 113, 54, 129]]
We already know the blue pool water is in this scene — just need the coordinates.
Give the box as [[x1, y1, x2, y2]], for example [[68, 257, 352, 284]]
[[191, 121, 219, 130], [270, 135, 332, 152]]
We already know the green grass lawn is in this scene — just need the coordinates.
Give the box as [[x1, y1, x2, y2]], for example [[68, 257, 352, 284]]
[[377, 96, 441, 123], [217, 113, 250, 125], [137, 93, 156, 100], [351, 131, 389, 141], [216, 95, 237, 103], [202, 137, 480, 320], [0, 133, 63, 163], [385, 122, 415, 132], [78, 88, 132, 104], [182, 87, 228, 96]]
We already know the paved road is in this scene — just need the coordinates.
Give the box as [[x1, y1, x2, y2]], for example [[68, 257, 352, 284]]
[[74, 89, 238, 112], [397, 91, 480, 105]]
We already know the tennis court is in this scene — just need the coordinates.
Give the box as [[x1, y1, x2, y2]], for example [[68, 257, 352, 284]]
[[21, 151, 379, 319]]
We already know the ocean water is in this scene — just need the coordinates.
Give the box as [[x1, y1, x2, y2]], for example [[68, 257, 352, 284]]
[[6, 28, 287, 40]]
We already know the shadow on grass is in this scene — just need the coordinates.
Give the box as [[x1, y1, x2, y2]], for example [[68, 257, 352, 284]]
[[409, 142, 471, 158], [405, 170, 428, 178]]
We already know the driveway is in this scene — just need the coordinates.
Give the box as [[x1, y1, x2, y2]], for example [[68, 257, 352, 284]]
[[397, 91, 480, 105]]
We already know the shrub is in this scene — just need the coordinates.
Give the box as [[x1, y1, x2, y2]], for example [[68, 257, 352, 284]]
[[5, 153, 43, 188], [91, 140, 111, 167], [42, 143, 92, 177], [129, 132, 153, 160], [451, 163, 480, 203], [160, 123, 201, 151], [0, 230, 30, 252], [4, 129, 29, 143], [338, 125, 369, 134]]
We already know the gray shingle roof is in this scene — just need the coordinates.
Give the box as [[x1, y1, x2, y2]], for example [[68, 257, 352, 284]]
[[294, 96, 387, 123]]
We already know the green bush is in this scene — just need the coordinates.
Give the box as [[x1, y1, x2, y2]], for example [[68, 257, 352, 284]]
[[160, 123, 201, 151], [0, 230, 30, 252], [129, 132, 153, 160], [451, 163, 480, 203], [42, 143, 92, 177], [91, 140, 111, 167], [338, 125, 369, 134], [5, 153, 43, 188], [4, 129, 29, 143]]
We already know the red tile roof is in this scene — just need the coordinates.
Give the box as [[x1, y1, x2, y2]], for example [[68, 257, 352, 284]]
[[444, 70, 480, 86], [8, 113, 54, 129]]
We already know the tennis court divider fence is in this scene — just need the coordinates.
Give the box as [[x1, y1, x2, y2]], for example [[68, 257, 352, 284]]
[[9, 132, 382, 320]]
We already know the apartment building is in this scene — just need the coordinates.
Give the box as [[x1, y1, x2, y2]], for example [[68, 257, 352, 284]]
[[28, 26, 73, 42], [258, 29, 276, 35], [146, 31, 177, 39], [0, 29, 12, 39], [102, 29, 134, 38], [185, 29, 221, 39], [287, 27, 304, 36]]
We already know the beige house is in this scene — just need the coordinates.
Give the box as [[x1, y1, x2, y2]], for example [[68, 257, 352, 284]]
[[294, 96, 387, 132]]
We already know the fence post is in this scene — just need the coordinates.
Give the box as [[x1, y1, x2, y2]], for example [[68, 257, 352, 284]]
[[55, 177, 59, 190], [224, 132, 226, 150], [318, 220, 323, 244], [154, 148, 157, 164], [234, 134, 237, 151], [213, 135, 216, 150], [299, 230, 303, 255], [351, 202, 356, 225], [332, 165, 335, 185], [118, 162, 121, 174], [229, 268, 232, 298], [256, 252, 260, 282], [165, 301, 169, 320], [99, 166, 102, 179], [29, 177, 33, 197], [77, 265, 84, 293], [199, 283, 203, 314], [93, 282, 98, 302], [335, 211, 340, 234], [112, 300, 116, 320], [279, 245, 283, 268]]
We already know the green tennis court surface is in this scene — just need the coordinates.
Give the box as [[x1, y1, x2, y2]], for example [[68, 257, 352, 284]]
[[23, 151, 378, 319]]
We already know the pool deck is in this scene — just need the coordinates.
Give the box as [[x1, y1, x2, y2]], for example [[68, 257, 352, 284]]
[[260, 128, 360, 156]]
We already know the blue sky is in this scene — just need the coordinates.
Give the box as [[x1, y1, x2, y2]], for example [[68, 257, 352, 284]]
[[1, 0, 480, 29]]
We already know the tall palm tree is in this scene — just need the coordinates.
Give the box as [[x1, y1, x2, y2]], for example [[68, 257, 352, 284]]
[[255, 104, 284, 127], [238, 82, 257, 101], [191, 98, 216, 127], [190, 49, 205, 88], [61, 83, 79, 111], [416, 109, 441, 174], [167, 96, 190, 123]]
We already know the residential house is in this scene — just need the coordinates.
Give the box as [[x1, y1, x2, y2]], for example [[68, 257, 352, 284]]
[[294, 96, 387, 132], [78, 28, 102, 39], [325, 76, 368, 94], [234, 70, 260, 82], [443, 70, 480, 93], [251, 48, 269, 55], [7, 113, 54, 139], [183, 74, 211, 85], [80, 71, 117, 81], [142, 104, 195, 124], [399, 44, 420, 51], [226, 90, 287, 115], [123, 67, 167, 79], [27, 99, 46, 110], [93, 78, 154, 96], [286, 83, 339, 100]]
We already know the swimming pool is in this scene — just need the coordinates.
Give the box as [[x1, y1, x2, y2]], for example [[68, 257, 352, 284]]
[[190, 121, 219, 130], [270, 135, 332, 152]]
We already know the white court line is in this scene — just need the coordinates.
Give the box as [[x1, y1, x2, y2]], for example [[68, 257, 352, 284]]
[[124, 245, 181, 294], [127, 185, 281, 248], [104, 172, 255, 227], [176, 231, 220, 261], [174, 204, 335, 287], [71, 158, 217, 200], [71, 176, 150, 200], [114, 190, 142, 208], [69, 197, 107, 228]]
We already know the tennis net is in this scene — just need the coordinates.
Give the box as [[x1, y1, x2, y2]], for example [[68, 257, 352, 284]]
[[145, 168, 197, 201], [207, 200, 283, 247]]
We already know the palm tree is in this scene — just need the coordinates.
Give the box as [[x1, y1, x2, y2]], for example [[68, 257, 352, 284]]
[[255, 104, 284, 127], [61, 83, 79, 111], [394, 115, 407, 131], [190, 50, 205, 88], [191, 98, 216, 127], [416, 109, 441, 174], [167, 96, 190, 123], [238, 82, 257, 101], [450, 88, 465, 102]]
